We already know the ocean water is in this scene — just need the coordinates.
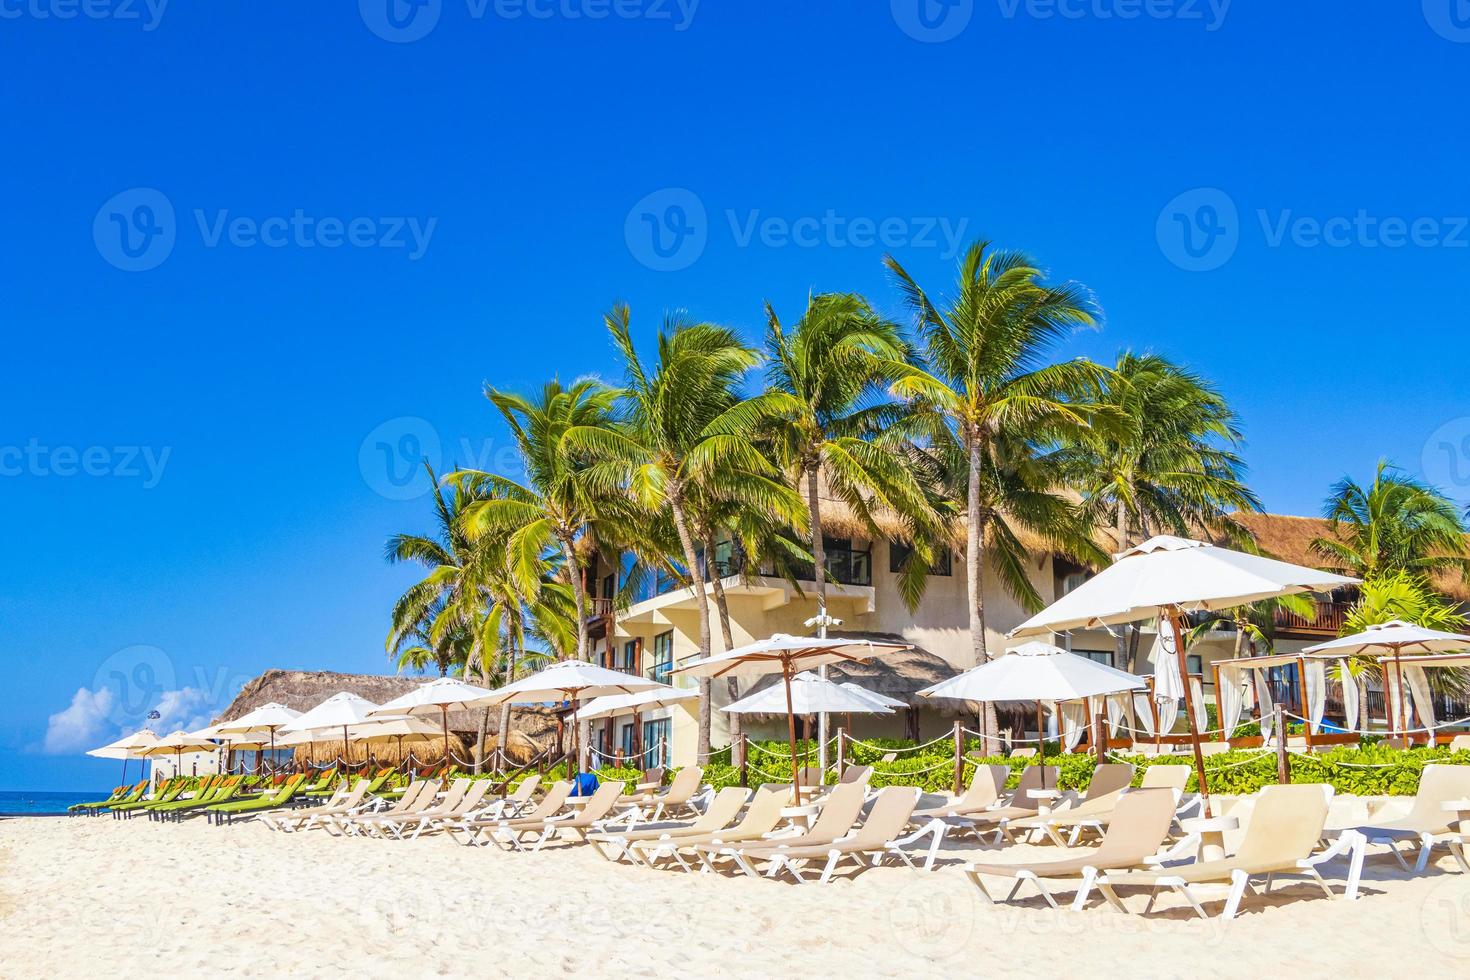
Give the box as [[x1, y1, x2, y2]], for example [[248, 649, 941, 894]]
[[0, 791, 99, 816]]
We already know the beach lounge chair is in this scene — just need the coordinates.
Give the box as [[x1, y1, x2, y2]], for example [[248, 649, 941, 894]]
[[148, 776, 243, 821], [631, 785, 793, 872], [618, 766, 705, 822], [962, 787, 1179, 910], [912, 764, 1008, 823], [206, 773, 309, 825], [300, 769, 342, 798], [328, 779, 438, 837], [260, 779, 369, 832], [1448, 734, 1470, 752], [698, 781, 869, 879], [756, 787, 943, 883], [385, 779, 495, 840], [353, 779, 461, 838], [497, 781, 625, 852], [587, 787, 751, 864], [474, 775, 540, 822], [450, 781, 573, 847], [1096, 785, 1366, 920], [109, 778, 189, 819], [949, 765, 1059, 841], [1004, 763, 1136, 845], [1329, 763, 1470, 872], [72, 782, 144, 815]]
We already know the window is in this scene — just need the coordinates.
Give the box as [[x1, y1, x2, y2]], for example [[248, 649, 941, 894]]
[[651, 631, 673, 683], [889, 540, 951, 576], [642, 718, 672, 767], [1075, 649, 1113, 667], [601, 573, 615, 601], [1061, 571, 1090, 596], [619, 723, 635, 756], [619, 640, 638, 674], [1187, 654, 1203, 676]]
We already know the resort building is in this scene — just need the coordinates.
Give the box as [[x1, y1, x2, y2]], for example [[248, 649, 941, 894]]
[[581, 510, 1470, 768]]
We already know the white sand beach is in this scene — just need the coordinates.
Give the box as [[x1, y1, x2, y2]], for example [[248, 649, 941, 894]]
[[4, 795, 1469, 979]]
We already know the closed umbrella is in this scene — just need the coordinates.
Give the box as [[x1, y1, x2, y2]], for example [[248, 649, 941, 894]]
[[919, 640, 1145, 785], [1304, 620, 1470, 737], [368, 677, 499, 766], [675, 633, 911, 796], [1010, 534, 1358, 803], [483, 661, 663, 782]]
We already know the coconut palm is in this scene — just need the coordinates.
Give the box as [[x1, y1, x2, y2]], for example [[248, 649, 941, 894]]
[[1312, 461, 1470, 583], [1339, 570, 1470, 732], [454, 378, 622, 663], [763, 292, 941, 611], [885, 242, 1110, 749], [385, 462, 486, 678], [1056, 351, 1262, 670], [566, 305, 803, 757]]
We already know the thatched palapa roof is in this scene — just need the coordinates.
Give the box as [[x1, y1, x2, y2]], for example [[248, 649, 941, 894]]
[[1228, 513, 1470, 603]]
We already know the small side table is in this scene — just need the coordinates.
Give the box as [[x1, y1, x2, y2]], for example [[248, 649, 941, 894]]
[[1179, 815, 1239, 862], [1028, 787, 1063, 817], [780, 802, 822, 832]]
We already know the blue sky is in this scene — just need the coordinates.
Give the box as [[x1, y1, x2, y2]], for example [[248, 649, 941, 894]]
[[4, 2, 1469, 791]]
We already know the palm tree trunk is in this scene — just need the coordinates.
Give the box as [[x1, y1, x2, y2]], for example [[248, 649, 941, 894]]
[[559, 536, 590, 662], [496, 625, 521, 774], [806, 466, 827, 607], [1115, 503, 1133, 673], [966, 435, 998, 754], [668, 488, 713, 761], [703, 530, 742, 763]]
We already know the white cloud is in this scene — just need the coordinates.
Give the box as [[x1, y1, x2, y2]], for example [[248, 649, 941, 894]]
[[42, 686, 115, 754], [41, 685, 215, 755]]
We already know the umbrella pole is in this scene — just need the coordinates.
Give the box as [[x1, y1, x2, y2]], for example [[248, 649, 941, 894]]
[[441, 705, 450, 768], [1394, 648, 1408, 744], [269, 728, 277, 776], [1167, 610, 1211, 809], [572, 693, 582, 781], [1035, 701, 1047, 788], [782, 660, 802, 800]]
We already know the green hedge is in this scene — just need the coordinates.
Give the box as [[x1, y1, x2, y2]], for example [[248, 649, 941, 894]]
[[690, 738, 1470, 797]]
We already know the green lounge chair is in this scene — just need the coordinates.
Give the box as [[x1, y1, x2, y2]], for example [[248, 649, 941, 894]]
[[70, 782, 143, 815], [206, 774, 309, 825], [301, 769, 342, 799], [110, 777, 191, 819], [149, 776, 244, 822]]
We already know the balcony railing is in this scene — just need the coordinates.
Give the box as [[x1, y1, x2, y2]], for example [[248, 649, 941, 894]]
[[1272, 599, 1352, 635]]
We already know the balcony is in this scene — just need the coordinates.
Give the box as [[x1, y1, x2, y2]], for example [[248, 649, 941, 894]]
[[1272, 599, 1352, 637]]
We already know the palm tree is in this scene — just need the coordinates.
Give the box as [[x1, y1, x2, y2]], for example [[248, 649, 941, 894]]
[[1056, 351, 1262, 671], [1312, 461, 1470, 582], [567, 305, 801, 757], [763, 292, 939, 613], [885, 242, 1110, 749], [385, 462, 486, 678], [455, 379, 621, 663]]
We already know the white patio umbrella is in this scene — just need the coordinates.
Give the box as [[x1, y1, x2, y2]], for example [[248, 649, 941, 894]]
[[87, 729, 159, 784], [1010, 534, 1358, 802], [1304, 620, 1470, 737], [368, 677, 499, 764], [722, 671, 896, 716], [212, 702, 303, 772], [483, 660, 663, 779], [280, 692, 384, 764], [838, 683, 907, 711], [919, 641, 1145, 784], [674, 633, 911, 794], [575, 684, 698, 721], [141, 730, 219, 775]]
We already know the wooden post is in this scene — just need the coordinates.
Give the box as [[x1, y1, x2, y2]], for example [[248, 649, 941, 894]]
[[1274, 704, 1290, 785], [738, 732, 748, 788], [1297, 656, 1313, 750], [952, 720, 964, 796], [835, 726, 846, 778], [1094, 710, 1107, 765]]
